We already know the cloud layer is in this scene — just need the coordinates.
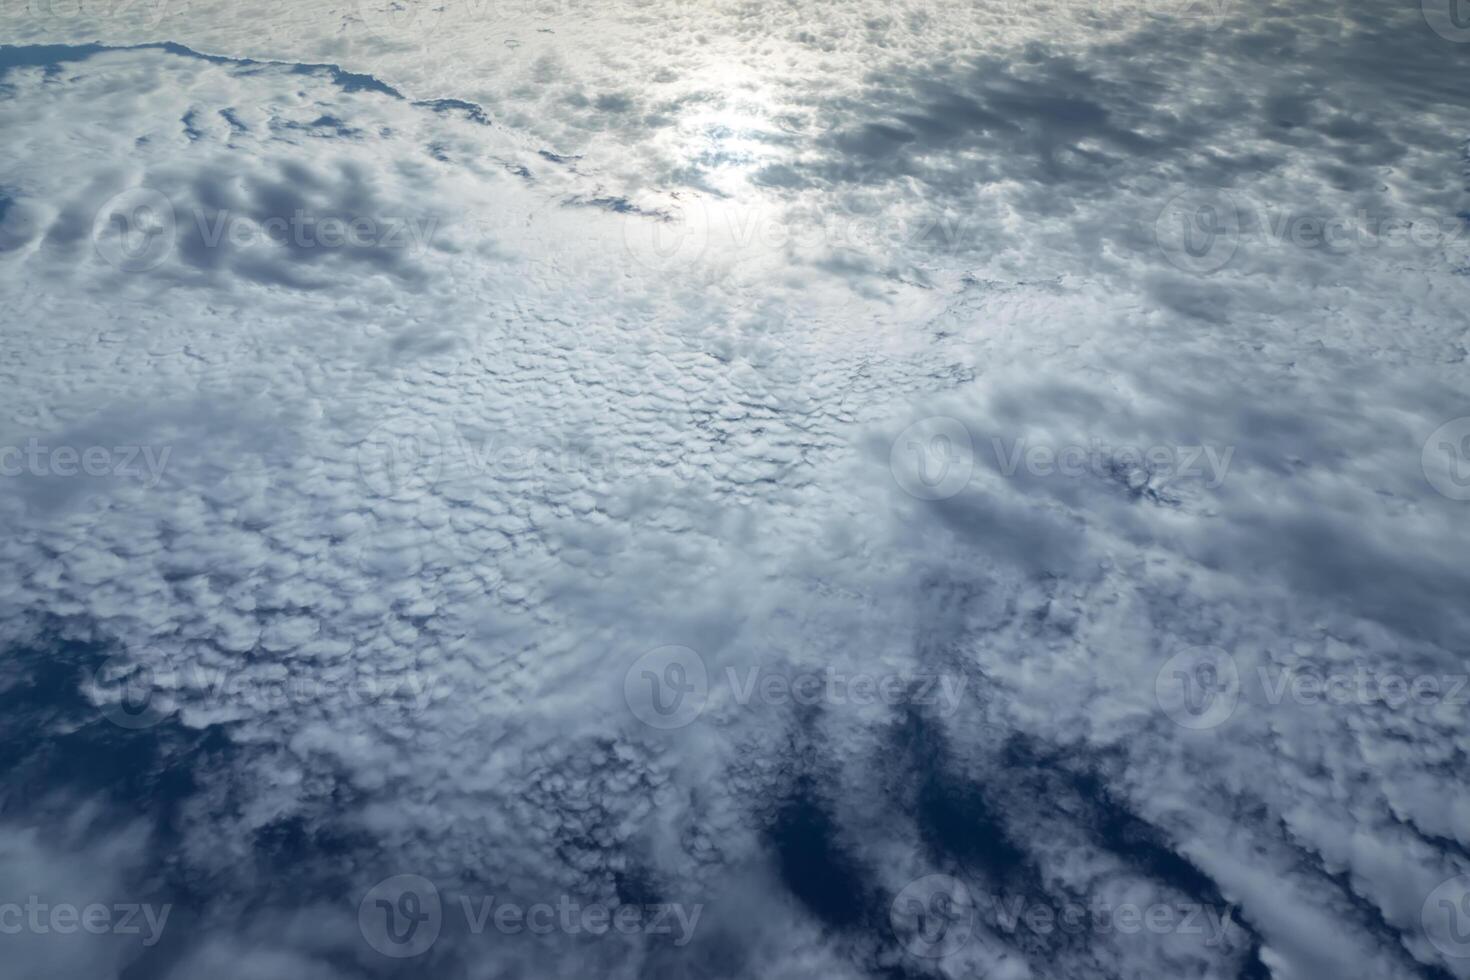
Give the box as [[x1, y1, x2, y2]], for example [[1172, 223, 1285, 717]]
[[0, 3, 1468, 978]]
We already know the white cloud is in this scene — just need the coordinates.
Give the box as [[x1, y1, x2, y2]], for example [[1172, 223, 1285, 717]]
[[0, 5, 1467, 977]]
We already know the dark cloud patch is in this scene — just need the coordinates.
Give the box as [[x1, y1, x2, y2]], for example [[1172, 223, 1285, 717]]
[[781, 3, 1470, 276], [891, 710, 1033, 886], [0, 41, 407, 99], [562, 194, 667, 217], [170, 160, 437, 290], [0, 632, 207, 827], [219, 108, 248, 135], [182, 110, 205, 142], [766, 773, 875, 930], [414, 98, 493, 126]]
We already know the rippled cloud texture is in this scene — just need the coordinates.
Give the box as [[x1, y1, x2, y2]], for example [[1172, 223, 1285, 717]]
[[1, 0, 1468, 978]]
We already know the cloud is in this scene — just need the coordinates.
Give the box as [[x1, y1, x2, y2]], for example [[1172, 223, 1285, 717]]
[[0, 4, 1467, 978]]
